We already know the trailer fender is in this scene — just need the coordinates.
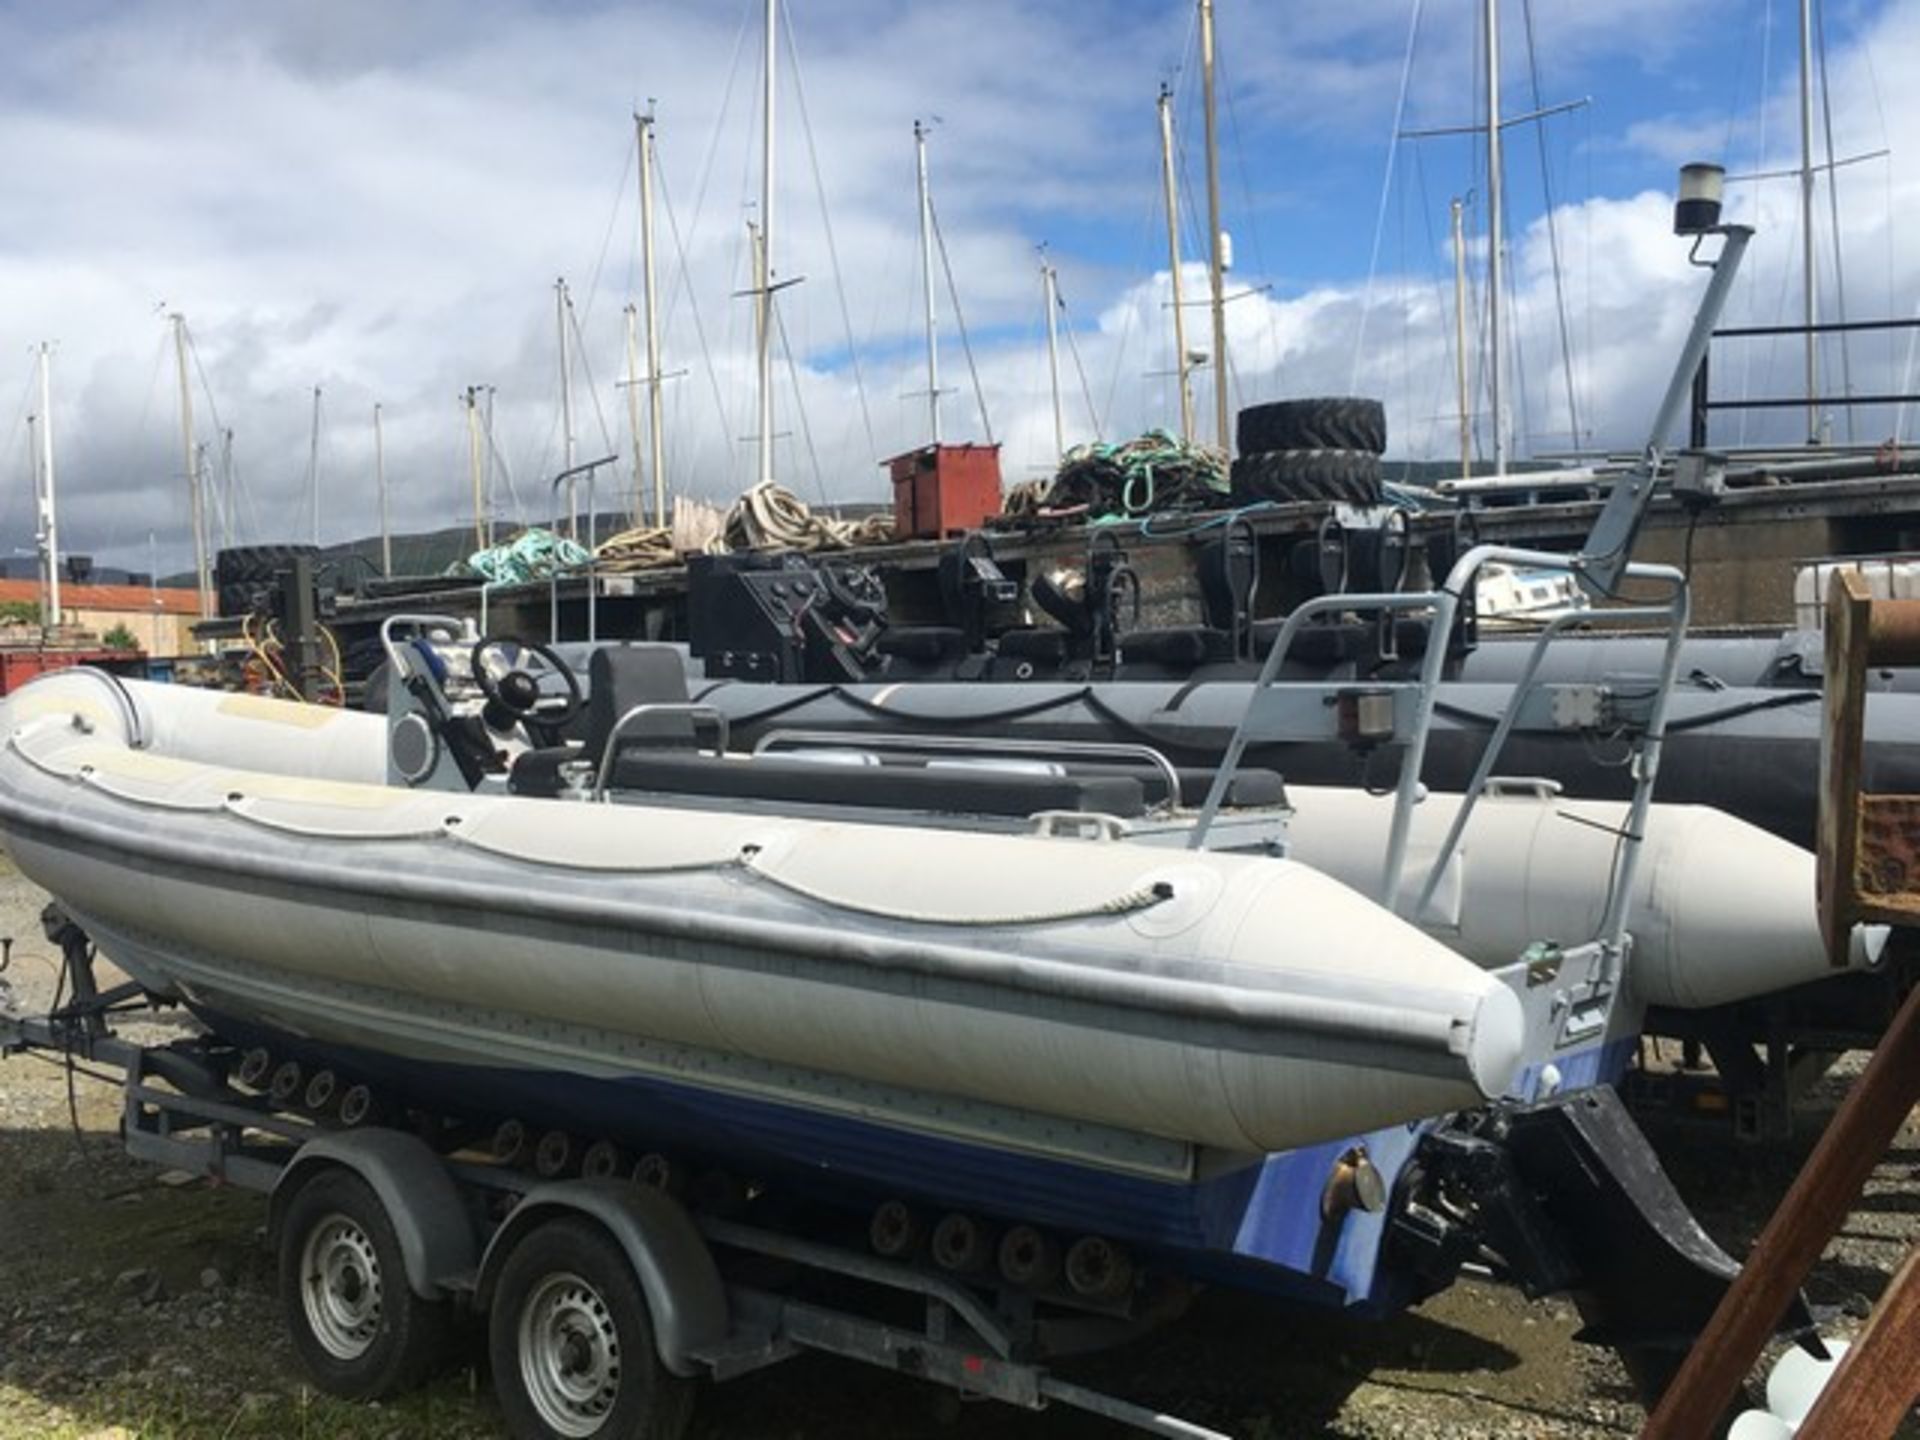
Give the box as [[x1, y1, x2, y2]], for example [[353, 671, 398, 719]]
[[475, 1179, 726, 1378], [268, 1129, 477, 1302]]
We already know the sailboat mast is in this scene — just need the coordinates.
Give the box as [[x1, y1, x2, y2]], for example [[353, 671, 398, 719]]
[[625, 304, 645, 523], [1158, 85, 1196, 443], [637, 108, 668, 527], [307, 386, 322, 547], [35, 343, 59, 627], [465, 387, 486, 553], [1452, 197, 1471, 482], [373, 403, 390, 576], [1485, 0, 1507, 476], [556, 278, 578, 537], [1042, 256, 1065, 457], [916, 120, 942, 445], [1798, 0, 1819, 442], [757, 0, 778, 488], [1199, 0, 1230, 452], [219, 428, 236, 549], [171, 313, 212, 619]]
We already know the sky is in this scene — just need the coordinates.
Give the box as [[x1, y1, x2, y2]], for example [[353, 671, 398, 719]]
[[0, 0, 1915, 577]]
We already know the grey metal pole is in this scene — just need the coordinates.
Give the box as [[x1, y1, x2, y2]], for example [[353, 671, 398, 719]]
[[1042, 257, 1065, 458]]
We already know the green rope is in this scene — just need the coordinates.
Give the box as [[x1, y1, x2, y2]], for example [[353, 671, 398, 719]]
[[454, 527, 593, 585], [1046, 430, 1229, 520]]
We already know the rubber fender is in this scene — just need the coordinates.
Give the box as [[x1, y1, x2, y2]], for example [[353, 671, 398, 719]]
[[268, 1128, 479, 1302], [475, 1179, 728, 1379]]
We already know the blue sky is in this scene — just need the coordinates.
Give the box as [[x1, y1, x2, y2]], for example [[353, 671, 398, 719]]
[[0, 0, 1913, 574]]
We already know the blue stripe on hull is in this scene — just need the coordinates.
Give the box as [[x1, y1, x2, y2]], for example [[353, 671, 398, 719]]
[[201, 1006, 1630, 1312]]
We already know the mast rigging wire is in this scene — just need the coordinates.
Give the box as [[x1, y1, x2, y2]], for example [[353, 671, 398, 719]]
[[773, 303, 829, 505], [1053, 277, 1104, 443], [1350, 0, 1427, 395], [925, 193, 995, 445], [656, 163, 738, 498], [1814, 0, 1855, 441], [1521, 0, 1582, 449], [781, 2, 878, 470]]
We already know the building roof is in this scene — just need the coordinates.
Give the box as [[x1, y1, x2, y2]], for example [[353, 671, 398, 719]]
[[0, 578, 201, 616]]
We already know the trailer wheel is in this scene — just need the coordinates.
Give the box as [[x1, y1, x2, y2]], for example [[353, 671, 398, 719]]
[[278, 1167, 451, 1399], [489, 1217, 694, 1440]]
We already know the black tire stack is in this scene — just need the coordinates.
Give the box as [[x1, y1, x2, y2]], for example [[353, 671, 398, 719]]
[[1230, 397, 1386, 506], [215, 543, 320, 618]]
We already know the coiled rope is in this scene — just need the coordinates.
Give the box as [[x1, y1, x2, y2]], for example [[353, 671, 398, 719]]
[[1003, 430, 1228, 523], [593, 483, 894, 574]]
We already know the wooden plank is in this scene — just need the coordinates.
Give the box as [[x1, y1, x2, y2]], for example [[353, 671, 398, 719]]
[[1795, 1241, 1920, 1440], [1637, 979, 1920, 1439]]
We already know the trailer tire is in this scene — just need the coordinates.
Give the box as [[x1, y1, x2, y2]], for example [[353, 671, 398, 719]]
[[490, 1216, 694, 1440], [1236, 397, 1387, 455], [1230, 449, 1383, 506], [278, 1167, 452, 1400]]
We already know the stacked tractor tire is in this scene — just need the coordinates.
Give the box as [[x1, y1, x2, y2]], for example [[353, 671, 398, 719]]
[[1229, 397, 1386, 506]]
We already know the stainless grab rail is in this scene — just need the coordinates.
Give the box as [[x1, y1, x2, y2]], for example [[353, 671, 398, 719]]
[[752, 728, 1187, 815], [592, 703, 731, 801]]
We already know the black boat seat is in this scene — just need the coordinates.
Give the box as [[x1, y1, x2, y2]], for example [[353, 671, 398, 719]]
[[604, 753, 1149, 818], [1118, 626, 1235, 669], [509, 643, 698, 797], [586, 643, 698, 751], [996, 627, 1072, 664], [876, 626, 969, 664]]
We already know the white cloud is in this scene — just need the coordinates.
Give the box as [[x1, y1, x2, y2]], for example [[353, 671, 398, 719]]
[[0, 0, 1913, 577]]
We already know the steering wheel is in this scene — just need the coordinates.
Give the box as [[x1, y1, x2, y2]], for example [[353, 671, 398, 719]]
[[819, 561, 887, 622], [470, 637, 584, 732]]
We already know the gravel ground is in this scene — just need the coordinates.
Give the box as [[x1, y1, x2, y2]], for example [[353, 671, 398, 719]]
[[1, 853, 1915, 1440]]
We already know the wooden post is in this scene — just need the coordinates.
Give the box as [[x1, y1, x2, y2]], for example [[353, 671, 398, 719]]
[[1643, 567, 1920, 1438], [1637, 981, 1920, 1438], [1796, 1242, 1920, 1438]]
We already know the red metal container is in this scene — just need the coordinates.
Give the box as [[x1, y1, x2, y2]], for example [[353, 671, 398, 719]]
[[886, 444, 1003, 540], [0, 649, 135, 695]]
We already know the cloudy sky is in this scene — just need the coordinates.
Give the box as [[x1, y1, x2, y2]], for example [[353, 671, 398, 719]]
[[0, 0, 1914, 576]]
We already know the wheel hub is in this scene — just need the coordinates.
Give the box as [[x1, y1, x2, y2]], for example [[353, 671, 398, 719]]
[[520, 1272, 622, 1438], [301, 1214, 384, 1361]]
